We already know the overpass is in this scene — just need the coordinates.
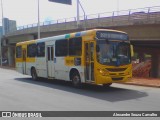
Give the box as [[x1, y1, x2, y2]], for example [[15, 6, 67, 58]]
[[2, 6, 160, 78]]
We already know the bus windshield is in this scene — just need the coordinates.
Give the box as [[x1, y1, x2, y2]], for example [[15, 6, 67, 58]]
[[96, 40, 131, 66]]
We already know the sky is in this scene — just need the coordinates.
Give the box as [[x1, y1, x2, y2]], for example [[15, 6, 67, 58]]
[[0, 0, 160, 26]]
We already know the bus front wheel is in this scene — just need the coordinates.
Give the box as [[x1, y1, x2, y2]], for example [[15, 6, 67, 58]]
[[31, 68, 38, 81], [71, 72, 81, 88]]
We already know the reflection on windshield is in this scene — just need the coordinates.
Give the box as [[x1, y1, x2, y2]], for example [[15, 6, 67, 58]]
[[97, 40, 131, 66]]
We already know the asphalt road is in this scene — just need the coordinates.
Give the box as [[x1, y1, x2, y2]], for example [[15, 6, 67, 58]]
[[0, 68, 160, 119]]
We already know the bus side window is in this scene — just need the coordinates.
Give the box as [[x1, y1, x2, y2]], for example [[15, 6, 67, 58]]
[[16, 46, 22, 58], [27, 44, 37, 57], [69, 37, 82, 56], [37, 42, 45, 57], [55, 39, 68, 57]]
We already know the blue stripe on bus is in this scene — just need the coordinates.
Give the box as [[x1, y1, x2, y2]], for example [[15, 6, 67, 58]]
[[75, 32, 81, 37]]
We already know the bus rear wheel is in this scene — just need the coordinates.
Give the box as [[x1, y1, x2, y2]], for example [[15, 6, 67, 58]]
[[31, 68, 38, 81], [71, 72, 81, 88]]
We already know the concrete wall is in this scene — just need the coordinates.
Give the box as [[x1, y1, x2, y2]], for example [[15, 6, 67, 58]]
[[5, 11, 160, 37], [7, 35, 34, 44], [7, 46, 15, 66]]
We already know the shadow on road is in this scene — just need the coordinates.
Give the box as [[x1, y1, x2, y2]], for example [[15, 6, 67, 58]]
[[14, 77, 148, 102]]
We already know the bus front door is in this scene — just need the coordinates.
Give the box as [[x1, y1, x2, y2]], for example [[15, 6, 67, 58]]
[[47, 46, 55, 78], [84, 42, 95, 82]]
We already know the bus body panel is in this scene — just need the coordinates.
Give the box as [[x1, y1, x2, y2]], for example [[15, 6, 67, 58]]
[[16, 62, 24, 74], [95, 63, 132, 84], [15, 29, 132, 86], [36, 57, 48, 78], [54, 57, 70, 81]]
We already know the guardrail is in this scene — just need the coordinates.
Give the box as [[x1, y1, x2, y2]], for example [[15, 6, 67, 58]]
[[6, 6, 160, 34]]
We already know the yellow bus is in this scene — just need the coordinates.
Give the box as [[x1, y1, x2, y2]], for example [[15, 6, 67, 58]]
[[16, 29, 133, 87]]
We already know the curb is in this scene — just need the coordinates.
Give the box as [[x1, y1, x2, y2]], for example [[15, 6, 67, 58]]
[[120, 82, 160, 88], [0, 66, 16, 70]]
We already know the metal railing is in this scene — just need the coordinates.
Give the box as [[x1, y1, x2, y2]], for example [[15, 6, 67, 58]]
[[6, 6, 160, 34]]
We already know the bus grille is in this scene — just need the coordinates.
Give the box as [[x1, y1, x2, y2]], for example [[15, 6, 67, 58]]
[[112, 77, 123, 81], [106, 68, 127, 72]]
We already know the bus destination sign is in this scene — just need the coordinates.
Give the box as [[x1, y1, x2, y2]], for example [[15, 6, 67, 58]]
[[96, 31, 129, 41]]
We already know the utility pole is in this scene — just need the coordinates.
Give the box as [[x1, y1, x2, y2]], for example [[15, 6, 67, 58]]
[[117, 0, 119, 15], [38, 0, 40, 39], [77, 0, 86, 29], [78, 0, 86, 30], [77, 0, 80, 27]]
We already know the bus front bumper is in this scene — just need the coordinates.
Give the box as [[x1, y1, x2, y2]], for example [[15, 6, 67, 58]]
[[95, 74, 132, 85]]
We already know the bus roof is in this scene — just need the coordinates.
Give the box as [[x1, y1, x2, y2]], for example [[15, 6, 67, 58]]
[[16, 29, 127, 45], [16, 40, 36, 46], [36, 29, 127, 43]]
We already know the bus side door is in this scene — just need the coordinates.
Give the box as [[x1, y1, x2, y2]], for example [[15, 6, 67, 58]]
[[47, 46, 55, 78], [84, 41, 95, 82], [22, 49, 26, 74]]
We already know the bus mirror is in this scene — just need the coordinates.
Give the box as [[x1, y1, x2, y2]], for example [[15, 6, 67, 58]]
[[96, 45, 100, 52], [130, 45, 134, 57]]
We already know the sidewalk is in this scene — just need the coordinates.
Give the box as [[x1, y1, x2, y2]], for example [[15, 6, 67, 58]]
[[123, 77, 160, 88]]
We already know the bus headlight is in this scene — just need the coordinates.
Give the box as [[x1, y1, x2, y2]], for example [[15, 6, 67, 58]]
[[125, 71, 130, 75], [98, 69, 109, 76]]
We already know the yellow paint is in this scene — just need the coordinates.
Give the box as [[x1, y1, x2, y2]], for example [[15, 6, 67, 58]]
[[16, 58, 35, 63], [26, 58, 36, 63], [94, 63, 132, 85], [70, 33, 76, 38], [65, 57, 75, 66], [16, 58, 23, 62], [83, 36, 94, 41]]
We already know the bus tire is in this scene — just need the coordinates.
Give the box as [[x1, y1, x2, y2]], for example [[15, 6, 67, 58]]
[[71, 72, 81, 88], [31, 68, 38, 81], [103, 83, 112, 88]]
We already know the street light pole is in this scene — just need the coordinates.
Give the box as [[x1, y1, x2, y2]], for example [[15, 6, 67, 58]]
[[0, 0, 4, 66], [77, 0, 80, 27], [78, 0, 86, 30], [77, 0, 86, 29], [117, 0, 119, 15], [38, 0, 40, 39]]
